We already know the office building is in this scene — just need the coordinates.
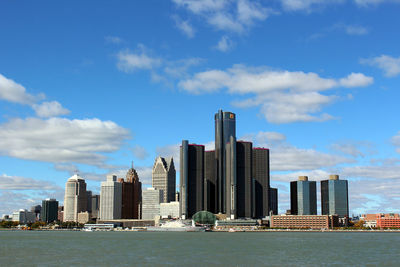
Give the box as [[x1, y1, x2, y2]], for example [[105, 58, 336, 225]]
[[270, 215, 339, 229], [41, 199, 59, 223], [252, 148, 270, 218], [204, 150, 216, 213], [152, 157, 176, 203], [321, 175, 349, 218], [160, 201, 180, 219], [215, 110, 236, 214], [58, 206, 64, 222], [90, 195, 100, 219], [180, 140, 204, 219], [12, 209, 36, 224], [64, 174, 88, 222], [235, 141, 253, 218], [119, 165, 142, 219], [270, 187, 278, 215], [290, 176, 317, 215], [142, 188, 162, 220], [100, 175, 122, 220], [31, 205, 41, 221]]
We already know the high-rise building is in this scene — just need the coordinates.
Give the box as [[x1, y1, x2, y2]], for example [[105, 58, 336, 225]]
[[41, 199, 59, 223], [215, 110, 236, 214], [235, 141, 253, 218], [321, 175, 349, 218], [270, 187, 278, 215], [64, 174, 87, 222], [180, 140, 204, 219], [99, 175, 122, 220], [152, 157, 176, 203], [91, 194, 100, 219], [204, 150, 216, 213], [31, 205, 41, 221], [252, 148, 270, 218], [290, 176, 317, 215], [119, 165, 142, 219], [86, 190, 92, 213], [142, 188, 162, 220]]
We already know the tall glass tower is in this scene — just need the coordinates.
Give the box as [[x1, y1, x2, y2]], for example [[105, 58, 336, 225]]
[[215, 110, 236, 214], [290, 176, 317, 215], [321, 175, 349, 217]]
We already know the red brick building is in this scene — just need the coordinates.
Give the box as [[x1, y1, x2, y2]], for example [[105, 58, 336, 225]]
[[271, 215, 339, 229], [376, 214, 400, 228]]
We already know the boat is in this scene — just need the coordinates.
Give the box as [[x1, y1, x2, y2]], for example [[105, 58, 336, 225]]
[[146, 220, 206, 232]]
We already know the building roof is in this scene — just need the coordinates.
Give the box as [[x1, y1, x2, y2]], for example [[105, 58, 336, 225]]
[[67, 174, 84, 181]]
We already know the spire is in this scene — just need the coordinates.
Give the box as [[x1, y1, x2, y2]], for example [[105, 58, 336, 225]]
[[131, 160, 134, 169]]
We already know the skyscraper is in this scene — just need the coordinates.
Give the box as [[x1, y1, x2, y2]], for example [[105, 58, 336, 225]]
[[99, 174, 122, 220], [41, 199, 58, 223], [64, 174, 87, 222], [269, 187, 278, 215], [321, 175, 349, 218], [235, 141, 253, 218], [215, 110, 236, 214], [290, 176, 317, 215], [152, 157, 176, 203], [252, 148, 270, 218], [180, 140, 204, 219], [119, 165, 142, 219], [204, 150, 216, 213]]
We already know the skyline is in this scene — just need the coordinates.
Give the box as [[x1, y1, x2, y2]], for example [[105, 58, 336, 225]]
[[1, 0, 400, 216]]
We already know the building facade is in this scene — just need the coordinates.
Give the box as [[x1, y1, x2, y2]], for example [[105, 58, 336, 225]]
[[152, 157, 176, 203], [160, 201, 180, 219], [180, 140, 204, 219], [204, 150, 216, 213], [119, 165, 142, 219], [290, 176, 317, 215], [64, 174, 87, 222], [270, 187, 278, 215], [215, 110, 236, 214], [252, 148, 270, 218], [142, 188, 162, 220], [12, 209, 36, 224], [41, 199, 59, 223], [99, 175, 122, 220], [321, 175, 349, 218], [271, 215, 339, 229]]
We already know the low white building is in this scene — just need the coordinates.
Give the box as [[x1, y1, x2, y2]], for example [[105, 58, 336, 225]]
[[160, 201, 180, 219], [12, 209, 36, 224]]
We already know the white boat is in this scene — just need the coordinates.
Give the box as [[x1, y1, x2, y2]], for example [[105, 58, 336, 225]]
[[146, 220, 206, 232]]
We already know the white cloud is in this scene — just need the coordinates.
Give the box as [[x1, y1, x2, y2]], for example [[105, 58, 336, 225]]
[[354, 0, 400, 7], [361, 55, 400, 77], [280, 0, 344, 12], [215, 35, 234, 52], [392, 131, 400, 153], [0, 117, 130, 167], [241, 131, 286, 144], [331, 140, 376, 157], [117, 46, 162, 72], [173, 16, 195, 38], [105, 36, 124, 44], [179, 65, 373, 123], [0, 74, 44, 105], [339, 72, 374, 87], [156, 143, 181, 169], [172, 0, 271, 34], [131, 145, 149, 160], [32, 101, 70, 118], [0, 174, 61, 190]]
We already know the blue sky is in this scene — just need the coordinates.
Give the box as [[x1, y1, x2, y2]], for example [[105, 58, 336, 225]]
[[1, 0, 400, 216]]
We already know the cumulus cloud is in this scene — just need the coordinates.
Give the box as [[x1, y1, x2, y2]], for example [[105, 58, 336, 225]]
[[172, 0, 272, 34], [0, 117, 130, 167], [331, 140, 376, 157], [32, 101, 70, 118], [215, 35, 235, 52], [361, 55, 400, 77], [0, 74, 44, 105], [179, 65, 373, 123]]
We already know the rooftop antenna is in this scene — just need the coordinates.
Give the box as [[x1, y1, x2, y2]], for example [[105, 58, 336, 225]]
[[131, 161, 134, 169], [74, 169, 79, 176]]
